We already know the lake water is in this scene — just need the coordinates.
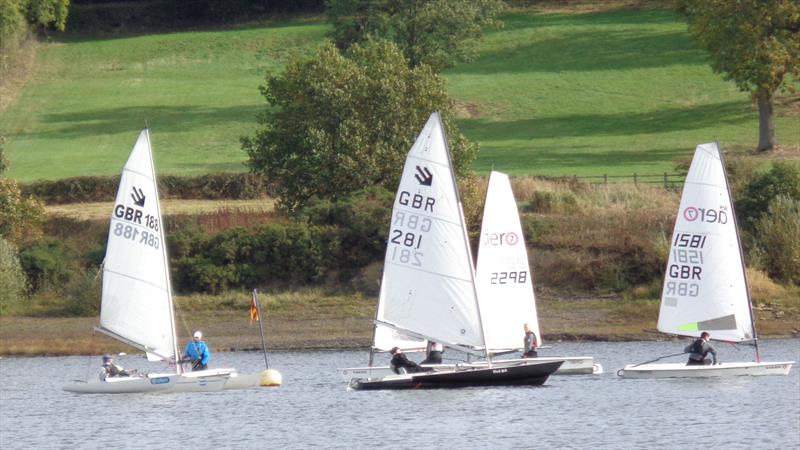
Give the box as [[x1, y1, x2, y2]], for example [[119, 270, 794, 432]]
[[1, 339, 798, 449]]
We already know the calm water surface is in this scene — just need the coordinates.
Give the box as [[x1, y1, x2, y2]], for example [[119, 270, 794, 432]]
[[1, 340, 798, 449]]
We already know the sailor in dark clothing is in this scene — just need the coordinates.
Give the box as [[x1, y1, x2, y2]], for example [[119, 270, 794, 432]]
[[522, 323, 538, 358], [99, 354, 131, 381], [389, 347, 426, 374], [685, 331, 718, 366]]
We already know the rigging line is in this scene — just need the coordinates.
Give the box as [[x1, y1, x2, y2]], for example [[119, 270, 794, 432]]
[[632, 352, 688, 367]]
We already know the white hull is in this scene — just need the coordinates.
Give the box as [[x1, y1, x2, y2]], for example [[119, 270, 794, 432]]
[[63, 368, 260, 394], [618, 361, 794, 379], [340, 356, 598, 381]]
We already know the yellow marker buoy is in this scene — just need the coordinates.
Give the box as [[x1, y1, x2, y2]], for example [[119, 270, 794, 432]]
[[260, 369, 282, 387]]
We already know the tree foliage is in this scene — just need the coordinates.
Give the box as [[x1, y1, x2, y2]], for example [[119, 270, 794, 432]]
[[242, 40, 478, 212], [737, 161, 800, 231], [675, 0, 800, 151], [0, 0, 69, 35], [0, 137, 45, 245], [754, 196, 800, 285], [326, 0, 505, 71]]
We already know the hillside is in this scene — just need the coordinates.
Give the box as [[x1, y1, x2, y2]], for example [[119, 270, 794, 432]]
[[1, 4, 797, 182]]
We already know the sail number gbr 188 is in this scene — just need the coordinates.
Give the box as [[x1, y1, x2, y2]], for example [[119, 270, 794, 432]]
[[388, 212, 431, 267], [113, 222, 160, 249]]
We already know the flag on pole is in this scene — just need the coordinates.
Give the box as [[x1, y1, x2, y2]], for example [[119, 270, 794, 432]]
[[250, 290, 260, 323]]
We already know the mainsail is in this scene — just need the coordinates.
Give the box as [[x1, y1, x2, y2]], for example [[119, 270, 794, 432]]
[[475, 171, 541, 351], [374, 112, 485, 351], [657, 142, 754, 342], [99, 129, 177, 360]]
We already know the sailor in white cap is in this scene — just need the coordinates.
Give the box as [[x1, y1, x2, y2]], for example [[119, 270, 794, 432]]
[[183, 330, 210, 371]]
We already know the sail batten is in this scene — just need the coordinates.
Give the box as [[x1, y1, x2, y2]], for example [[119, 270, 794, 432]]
[[657, 143, 754, 342]]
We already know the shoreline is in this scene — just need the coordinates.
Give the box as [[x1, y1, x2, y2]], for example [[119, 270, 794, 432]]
[[2, 315, 797, 357]]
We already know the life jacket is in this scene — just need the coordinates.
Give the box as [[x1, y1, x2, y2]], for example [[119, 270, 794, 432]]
[[690, 339, 706, 356]]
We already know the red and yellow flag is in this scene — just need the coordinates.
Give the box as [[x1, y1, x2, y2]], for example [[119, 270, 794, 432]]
[[250, 291, 260, 323]]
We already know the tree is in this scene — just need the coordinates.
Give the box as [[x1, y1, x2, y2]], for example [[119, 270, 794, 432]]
[[326, 0, 505, 71], [242, 40, 477, 212], [0, 136, 45, 245], [676, 0, 800, 151]]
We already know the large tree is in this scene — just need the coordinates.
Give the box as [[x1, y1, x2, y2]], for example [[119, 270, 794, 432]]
[[676, 0, 800, 152], [326, 0, 505, 71], [242, 40, 477, 212]]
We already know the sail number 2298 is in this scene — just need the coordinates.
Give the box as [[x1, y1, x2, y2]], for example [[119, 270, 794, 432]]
[[490, 271, 527, 284]]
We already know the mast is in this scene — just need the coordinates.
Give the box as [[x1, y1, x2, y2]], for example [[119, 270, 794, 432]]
[[435, 112, 491, 363], [716, 143, 760, 362], [145, 128, 183, 374]]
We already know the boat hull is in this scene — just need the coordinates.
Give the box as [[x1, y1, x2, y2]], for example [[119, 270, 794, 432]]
[[340, 356, 597, 381], [618, 361, 794, 379], [63, 368, 260, 394], [349, 360, 563, 390]]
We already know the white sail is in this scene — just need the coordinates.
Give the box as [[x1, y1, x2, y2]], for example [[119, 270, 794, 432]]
[[99, 129, 176, 360], [657, 142, 754, 342], [475, 171, 541, 351], [375, 112, 485, 349]]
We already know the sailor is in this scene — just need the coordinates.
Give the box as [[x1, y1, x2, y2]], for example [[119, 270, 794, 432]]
[[685, 331, 718, 366], [99, 354, 131, 381], [421, 341, 444, 365], [183, 330, 211, 371], [522, 323, 538, 358], [389, 347, 426, 374]]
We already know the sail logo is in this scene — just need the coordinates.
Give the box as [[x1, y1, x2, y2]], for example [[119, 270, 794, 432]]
[[130, 186, 146, 207], [482, 231, 519, 246], [683, 205, 728, 224], [414, 166, 433, 186]]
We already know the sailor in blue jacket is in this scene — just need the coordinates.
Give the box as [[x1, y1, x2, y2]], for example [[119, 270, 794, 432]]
[[184, 330, 211, 371]]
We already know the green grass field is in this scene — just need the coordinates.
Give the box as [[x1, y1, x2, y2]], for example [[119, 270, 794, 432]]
[[2, 7, 797, 182]]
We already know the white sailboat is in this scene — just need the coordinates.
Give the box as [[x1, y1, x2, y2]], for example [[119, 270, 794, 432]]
[[64, 129, 261, 393], [619, 143, 794, 378], [344, 113, 563, 390], [474, 171, 599, 374]]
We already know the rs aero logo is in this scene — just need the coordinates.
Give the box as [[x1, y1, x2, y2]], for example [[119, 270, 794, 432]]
[[482, 231, 519, 246], [683, 205, 728, 224]]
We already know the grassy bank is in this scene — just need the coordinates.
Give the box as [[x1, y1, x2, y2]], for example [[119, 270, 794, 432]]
[[2, 6, 797, 182], [2, 287, 797, 357]]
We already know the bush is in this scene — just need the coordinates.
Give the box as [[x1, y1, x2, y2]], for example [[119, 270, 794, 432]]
[[737, 161, 800, 231], [0, 238, 28, 315], [21, 173, 269, 204], [18, 238, 75, 293], [64, 268, 101, 316], [754, 196, 800, 284], [523, 190, 579, 214]]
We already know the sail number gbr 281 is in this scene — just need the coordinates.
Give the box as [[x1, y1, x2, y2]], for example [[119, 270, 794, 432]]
[[388, 212, 431, 267]]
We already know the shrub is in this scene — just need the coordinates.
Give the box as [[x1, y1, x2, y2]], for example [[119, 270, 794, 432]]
[[0, 238, 28, 315], [737, 161, 800, 231], [18, 238, 75, 293], [64, 268, 102, 316], [21, 173, 269, 204], [754, 196, 800, 284]]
